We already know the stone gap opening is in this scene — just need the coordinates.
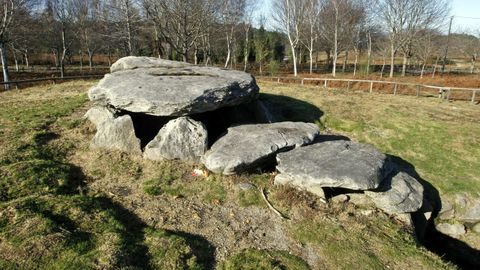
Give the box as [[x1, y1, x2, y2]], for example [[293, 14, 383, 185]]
[[119, 111, 174, 148], [120, 101, 269, 149]]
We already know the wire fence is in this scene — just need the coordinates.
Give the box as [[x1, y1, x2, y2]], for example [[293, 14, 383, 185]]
[[257, 76, 479, 104], [0, 75, 105, 90]]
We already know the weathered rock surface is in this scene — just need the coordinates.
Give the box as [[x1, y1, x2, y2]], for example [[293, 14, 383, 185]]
[[439, 200, 455, 220], [473, 223, 480, 234], [143, 117, 207, 161], [275, 140, 392, 191], [274, 174, 326, 198], [84, 106, 114, 126], [365, 172, 424, 214], [91, 115, 141, 154], [202, 122, 320, 175], [436, 223, 466, 237], [110, 56, 191, 73], [458, 200, 480, 223], [89, 57, 259, 116]]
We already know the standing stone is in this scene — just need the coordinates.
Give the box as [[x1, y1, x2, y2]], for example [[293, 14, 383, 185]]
[[84, 106, 114, 127], [202, 122, 320, 175], [275, 140, 392, 191], [365, 172, 424, 214], [90, 115, 141, 154], [144, 117, 208, 162]]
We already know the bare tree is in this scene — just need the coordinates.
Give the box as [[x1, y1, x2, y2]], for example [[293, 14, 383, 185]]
[[300, 0, 320, 74], [272, 0, 304, 76], [220, 0, 245, 68], [241, 0, 256, 71], [319, 0, 364, 77], [144, 0, 214, 62], [0, 0, 29, 89], [379, 0, 449, 78]]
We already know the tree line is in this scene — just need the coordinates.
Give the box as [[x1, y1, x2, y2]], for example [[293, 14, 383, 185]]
[[1, 0, 479, 89]]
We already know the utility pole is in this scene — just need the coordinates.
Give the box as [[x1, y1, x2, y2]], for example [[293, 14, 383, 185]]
[[441, 16, 454, 73]]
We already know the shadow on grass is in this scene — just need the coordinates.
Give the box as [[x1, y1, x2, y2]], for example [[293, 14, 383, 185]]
[[259, 93, 324, 123], [388, 155, 480, 269]]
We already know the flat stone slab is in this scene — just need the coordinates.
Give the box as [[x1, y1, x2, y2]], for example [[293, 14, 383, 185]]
[[365, 172, 424, 214], [89, 57, 259, 116], [143, 117, 208, 161], [275, 140, 392, 191], [201, 122, 320, 175]]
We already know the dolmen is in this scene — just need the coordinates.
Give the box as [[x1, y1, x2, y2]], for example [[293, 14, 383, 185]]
[[85, 56, 425, 217]]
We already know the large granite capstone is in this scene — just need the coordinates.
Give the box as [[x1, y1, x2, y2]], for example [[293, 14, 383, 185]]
[[88, 57, 259, 116], [201, 122, 320, 175], [275, 140, 393, 190]]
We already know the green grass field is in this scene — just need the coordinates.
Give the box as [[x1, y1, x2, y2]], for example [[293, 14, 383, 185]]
[[0, 81, 462, 269]]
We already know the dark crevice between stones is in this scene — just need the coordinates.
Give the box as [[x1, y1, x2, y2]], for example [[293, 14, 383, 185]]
[[117, 101, 271, 150], [118, 110, 174, 149]]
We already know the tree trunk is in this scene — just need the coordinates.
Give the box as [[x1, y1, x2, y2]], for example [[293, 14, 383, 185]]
[[381, 56, 386, 78], [389, 42, 395, 78], [224, 27, 232, 68], [88, 49, 94, 70], [471, 55, 476, 74], [124, 0, 133, 56], [401, 53, 407, 77], [23, 50, 29, 69], [353, 50, 359, 77], [332, 17, 338, 77], [194, 44, 198, 65], [366, 32, 372, 75], [342, 51, 348, 73], [243, 25, 250, 72], [0, 42, 11, 90], [432, 56, 439, 78], [60, 23, 67, 78], [80, 50, 84, 71], [420, 62, 426, 78], [288, 35, 297, 77], [12, 49, 18, 72]]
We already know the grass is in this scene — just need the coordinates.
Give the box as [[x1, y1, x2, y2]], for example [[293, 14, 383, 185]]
[[217, 249, 310, 270], [0, 81, 460, 269], [259, 81, 480, 199]]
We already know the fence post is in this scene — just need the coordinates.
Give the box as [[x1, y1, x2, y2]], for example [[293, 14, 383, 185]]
[[277, 77, 280, 83], [324, 80, 327, 88], [301, 79, 304, 86], [14, 83, 19, 90], [447, 89, 451, 101], [347, 81, 351, 90], [393, 84, 398, 95], [369, 81, 373, 93], [416, 85, 420, 97], [472, 90, 476, 104]]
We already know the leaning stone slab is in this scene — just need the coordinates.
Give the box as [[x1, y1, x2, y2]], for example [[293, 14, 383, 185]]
[[365, 172, 424, 214], [89, 57, 259, 116], [90, 115, 141, 154], [458, 200, 480, 223], [201, 122, 320, 175], [275, 140, 392, 191], [84, 106, 114, 127], [144, 117, 208, 162]]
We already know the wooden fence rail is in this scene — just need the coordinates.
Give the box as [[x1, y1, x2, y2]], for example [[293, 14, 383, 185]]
[[257, 76, 479, 104], [0, 75, 104, 90]]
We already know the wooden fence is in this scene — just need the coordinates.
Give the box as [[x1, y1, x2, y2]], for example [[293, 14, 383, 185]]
[[0, 75, 104, 90], [257, 76, 479, 104]]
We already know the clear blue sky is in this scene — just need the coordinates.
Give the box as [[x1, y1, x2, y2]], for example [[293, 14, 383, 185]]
[[254, 0, 480, 33]]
